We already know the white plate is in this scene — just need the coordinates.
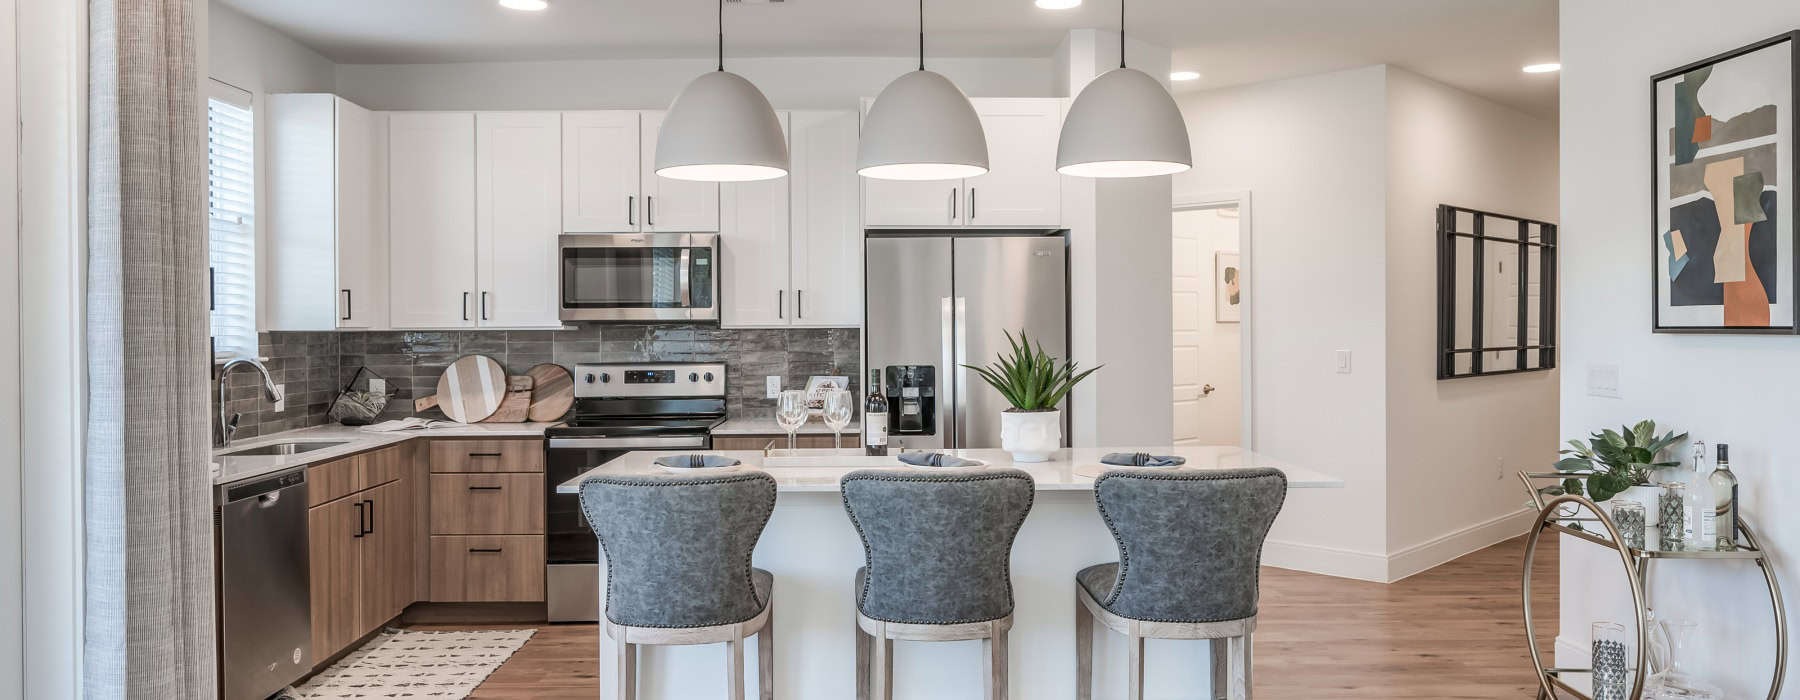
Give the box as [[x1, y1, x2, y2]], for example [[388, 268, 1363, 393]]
[[655, 464, 743, 474], [901, 458, 988, 469]]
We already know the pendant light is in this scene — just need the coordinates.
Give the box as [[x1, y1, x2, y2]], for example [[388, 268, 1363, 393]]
[[856, 0, 989, 181], [654, 0, 789, 182], [1056, 0, 1192, 178]]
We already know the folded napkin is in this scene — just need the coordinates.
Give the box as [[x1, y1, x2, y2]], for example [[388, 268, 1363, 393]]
[[1101, 452, 1187, 467], [896, 452, 984, 468], [653, 454, 743, 469]]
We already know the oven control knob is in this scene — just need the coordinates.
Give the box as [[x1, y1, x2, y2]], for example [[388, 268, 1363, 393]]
[[600, 373, 612, 383], [688, 372, 699, 383], [703, 372, 715, 383], [583, 373, 595, 384]]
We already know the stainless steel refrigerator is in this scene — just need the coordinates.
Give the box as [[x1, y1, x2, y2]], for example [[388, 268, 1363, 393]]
[[865, 233, 1069, 450]]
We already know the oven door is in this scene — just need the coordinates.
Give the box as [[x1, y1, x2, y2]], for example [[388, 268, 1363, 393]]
[[543, 433, 712, 621], [559, 233, 717, 322]]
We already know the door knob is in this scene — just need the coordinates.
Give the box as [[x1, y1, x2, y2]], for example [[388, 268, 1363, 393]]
[[1201, 384, 1216, 396]]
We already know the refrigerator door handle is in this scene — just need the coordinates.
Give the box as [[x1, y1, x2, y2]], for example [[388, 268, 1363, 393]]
[[953, 297, 969, 449], [941, 296, 956, 448]]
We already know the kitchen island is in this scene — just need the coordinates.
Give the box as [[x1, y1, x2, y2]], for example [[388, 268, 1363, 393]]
[[558, 446, 1341, 700]]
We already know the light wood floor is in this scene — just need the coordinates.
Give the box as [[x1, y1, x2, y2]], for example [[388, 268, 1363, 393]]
[[417, 535, 1557, 699]]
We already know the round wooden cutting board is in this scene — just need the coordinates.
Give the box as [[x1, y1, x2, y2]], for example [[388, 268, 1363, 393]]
[[436, 354, 507, 423], [526, 363, 575, 422]]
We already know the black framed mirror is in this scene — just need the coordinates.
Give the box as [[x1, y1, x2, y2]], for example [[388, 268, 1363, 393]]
[[1437, 204, 1558, 379]]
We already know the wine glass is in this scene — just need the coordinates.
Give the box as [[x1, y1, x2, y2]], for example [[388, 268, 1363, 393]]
[[775, 390, 809, 453], [822, 389, 854, 453]]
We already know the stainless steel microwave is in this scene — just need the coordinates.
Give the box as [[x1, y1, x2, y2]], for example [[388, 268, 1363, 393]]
[[559, 233, 718, 322]]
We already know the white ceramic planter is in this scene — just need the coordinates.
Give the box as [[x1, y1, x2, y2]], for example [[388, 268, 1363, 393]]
[[1000, 409, 1061, 463]]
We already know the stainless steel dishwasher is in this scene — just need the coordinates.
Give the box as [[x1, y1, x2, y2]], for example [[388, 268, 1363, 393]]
[[216, 467, 312, 700]]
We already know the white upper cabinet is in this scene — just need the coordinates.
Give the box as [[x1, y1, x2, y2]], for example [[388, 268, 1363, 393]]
[[719, 114, 792, 328], [964, 99, 1063, 228], [788, 110, 863, 327], [265, 94, 387, 331], [721, 111, 863, 329], [476, 112, 564, 328], [640, 111, 720, 232], [388, 111, 478, 329], [861, 97, 1063, 229], [561, 111, 641, 233]]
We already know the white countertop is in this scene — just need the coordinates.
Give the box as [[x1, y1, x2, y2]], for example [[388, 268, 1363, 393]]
[[711, 416, 860, 436], [211, 422, 555, 486], [555, 446, 1343, 494]]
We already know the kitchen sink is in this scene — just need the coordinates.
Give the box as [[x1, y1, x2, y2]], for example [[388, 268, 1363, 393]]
[[223, 440, 350, 457]]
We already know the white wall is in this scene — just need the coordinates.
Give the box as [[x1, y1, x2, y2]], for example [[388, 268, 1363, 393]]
[[1559, 3, 1800, 695], [0, 0, 21, 694], [334, 56, 1053, 112], [1383, 67, 1559, 574], [1174, 66, 1393, 572]]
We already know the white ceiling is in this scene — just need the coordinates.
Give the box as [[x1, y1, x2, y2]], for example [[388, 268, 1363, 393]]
[[216, 0, 1559, 117]]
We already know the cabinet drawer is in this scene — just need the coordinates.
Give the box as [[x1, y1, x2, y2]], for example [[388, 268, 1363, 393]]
[[430, 438, 544, 473], [429, 535, 545, 602], [308, 444, 410, 507], [430, 473, 544, 535]]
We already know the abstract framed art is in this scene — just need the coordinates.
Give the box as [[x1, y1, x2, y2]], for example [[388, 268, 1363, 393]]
[[1653, 32, 1800, 334], [1215, 251, 1241, 323]]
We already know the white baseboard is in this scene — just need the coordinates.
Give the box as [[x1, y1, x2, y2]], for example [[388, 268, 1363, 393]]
[[1261, 539, 1390, 582], [1386, 507, 1536, 582], [1263, 507, 1534, 583]]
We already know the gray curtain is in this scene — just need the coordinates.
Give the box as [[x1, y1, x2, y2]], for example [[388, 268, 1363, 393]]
[[85, 0, 217, 696]]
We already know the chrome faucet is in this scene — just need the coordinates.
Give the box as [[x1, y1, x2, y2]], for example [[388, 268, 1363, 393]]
[[217, 357, 283, 448]]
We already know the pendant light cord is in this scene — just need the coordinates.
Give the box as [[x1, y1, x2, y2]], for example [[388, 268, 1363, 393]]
[[1119, 0, 1126, 68], [918, 0, 925, 71], [717, 0, 725, 71]]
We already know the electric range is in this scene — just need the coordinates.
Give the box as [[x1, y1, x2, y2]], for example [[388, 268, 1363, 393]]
[[543, 362, 727, 622]]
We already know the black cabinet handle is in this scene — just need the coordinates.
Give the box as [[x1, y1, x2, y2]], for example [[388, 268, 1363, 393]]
[[647, 195, 655, 227], [352, 501, 365, 538], [209, 267, 216, 311], [341, 289, 353, 321], [797, 289, 803, 318], [777, 290, 783, 319], [468, 485, 503, 491], [468, 548, 504, 554], [481, 291, 489, 321], [363, 498, 375, 535], [628, 195, 635, 227], [462, 292, 470, 321], [468, 452, 503, 458]]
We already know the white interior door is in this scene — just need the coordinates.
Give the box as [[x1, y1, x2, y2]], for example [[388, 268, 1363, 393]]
[[388, 112, 477, 329], [789, 110, 863, 327], [640, 111, 720, 232], [963, 99, 1062, 228], [476, 112, 563, 328], [561, 111, 640, 233], [1171, 206, 1242, 446]]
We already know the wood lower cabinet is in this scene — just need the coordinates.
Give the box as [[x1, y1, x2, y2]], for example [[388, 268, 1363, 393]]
[[427, 437, 545, 604], [713, 434, 839, 451], [429, 473, 543, 535], [430, 438, 545, 473], [430, 535, 546, 602], [308, 493, 364, 663], [307, 445, 417, 664]]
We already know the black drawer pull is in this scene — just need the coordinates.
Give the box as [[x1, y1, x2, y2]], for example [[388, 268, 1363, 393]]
[[352, 501, 365, 538], [467, 452, 503, 458], [468, 548, 504, 554], [468, 486, 504, 491]]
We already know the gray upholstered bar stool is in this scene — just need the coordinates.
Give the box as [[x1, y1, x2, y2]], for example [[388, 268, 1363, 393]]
[[841, 468, 1036, 700], [1075, 467, 1287, 700], [579, 471, 778, 700]]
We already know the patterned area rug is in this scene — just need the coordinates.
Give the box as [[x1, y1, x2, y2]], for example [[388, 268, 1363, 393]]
[[295, 628, 536, 699]]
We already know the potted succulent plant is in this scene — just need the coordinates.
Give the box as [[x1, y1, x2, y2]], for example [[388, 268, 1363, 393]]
[[1552, 420, 1688, 507], [964, 330, 1100, 463]]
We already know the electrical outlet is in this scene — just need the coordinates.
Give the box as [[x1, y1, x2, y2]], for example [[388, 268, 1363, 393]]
[[273, 384, 287, 412], [765, 376, 781, 398], [1335, 350, 1352, 374], [1587, 364, 1622, 399]]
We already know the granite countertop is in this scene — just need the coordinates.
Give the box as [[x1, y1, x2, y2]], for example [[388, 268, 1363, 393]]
[[212, 422, 556, 486], [556, 445, 1344, 494], [712, 416, 860, 436]]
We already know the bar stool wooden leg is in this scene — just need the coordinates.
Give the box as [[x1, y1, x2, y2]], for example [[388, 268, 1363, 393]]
[[1075, 591, 1093, 700], [1127, 621, 1145, 700], [610, 622, 637, 700], [983, 619, 1008, 700], [855, 615, 871, 700], [870, 621, 892, 700], [1240, 631, 1255, 700], [727, 624, 747, 700], [758, 602, 775, 700], [1210, 638, 1229, 700]]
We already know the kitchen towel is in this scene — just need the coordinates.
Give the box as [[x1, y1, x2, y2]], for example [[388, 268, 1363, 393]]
[[896, 452, 985, 468], [653, 454, 744, 469], [1101, 452, 1188, 467]]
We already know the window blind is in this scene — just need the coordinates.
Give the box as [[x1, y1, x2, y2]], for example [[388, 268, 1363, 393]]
[[207, 81, 256, 361]]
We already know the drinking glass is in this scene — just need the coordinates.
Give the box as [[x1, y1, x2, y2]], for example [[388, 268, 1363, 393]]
[[775, 390, 809, 452], [822, 389, 854, 452], [1591, 621, 1631, 700]]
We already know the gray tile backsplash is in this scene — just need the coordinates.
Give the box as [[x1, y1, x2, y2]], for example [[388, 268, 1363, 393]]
[[213, 325, 861, 434]]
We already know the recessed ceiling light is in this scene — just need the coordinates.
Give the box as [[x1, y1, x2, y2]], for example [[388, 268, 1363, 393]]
[[1170, 71, 1201, 82], [1522, 63, 1561, 74], [1036, 0, 1082, 8], [499, 0, 548, 11]]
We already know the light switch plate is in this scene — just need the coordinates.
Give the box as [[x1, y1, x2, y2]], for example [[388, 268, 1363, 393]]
[[1587, 364, 1622, 399], [766, 376, 782, 398], [273, 384, 287, 412], [1335, 350, 1352, 374]]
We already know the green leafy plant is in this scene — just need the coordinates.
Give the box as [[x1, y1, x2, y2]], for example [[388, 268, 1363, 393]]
[[1552, 420, 1688, 502], [963, 330, 1100, 412]]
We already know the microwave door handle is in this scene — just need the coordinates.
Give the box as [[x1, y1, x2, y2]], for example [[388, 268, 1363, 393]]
[[679, 248, 692, 307]]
